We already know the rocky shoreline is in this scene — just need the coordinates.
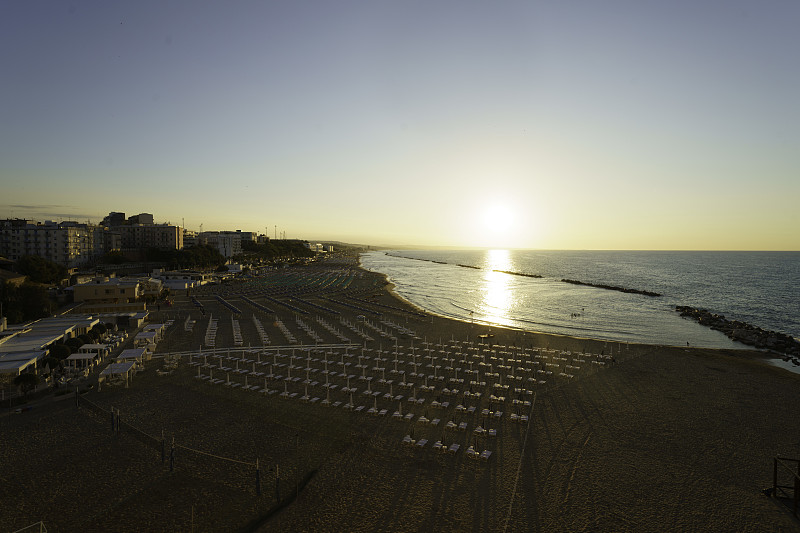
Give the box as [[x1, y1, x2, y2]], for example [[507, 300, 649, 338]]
[[561, 279, 662, 297], [676, 305, 800, 360], [493, 269, 543, 278]]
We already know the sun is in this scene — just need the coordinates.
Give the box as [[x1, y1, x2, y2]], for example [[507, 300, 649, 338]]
[[482, 204, 514, 234], [462, 198, 536, 249]]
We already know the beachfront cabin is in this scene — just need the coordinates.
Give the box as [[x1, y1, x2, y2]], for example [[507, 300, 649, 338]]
[[133, 331, 157, 353], [117, 348, 149, 366], [78, 343, 112, 360], [0, 351, 45, 377], [65, 352, 97, 376], [142, 324, 166, 342], [130, 312, 149, 329], [100, 361, 137, 387]]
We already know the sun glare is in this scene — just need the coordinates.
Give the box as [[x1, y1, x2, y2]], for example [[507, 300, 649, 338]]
[[482, 204, 513, 234], [467, 202, 522, 248]]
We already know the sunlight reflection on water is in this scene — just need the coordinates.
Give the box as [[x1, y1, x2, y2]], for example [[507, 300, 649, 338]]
[[480, 249, 512, 325]]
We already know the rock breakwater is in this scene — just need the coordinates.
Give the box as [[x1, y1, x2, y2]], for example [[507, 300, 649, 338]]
[[493, 270, 542, 278], [561, 279, 661, 297], [676, 306, 800, 359]]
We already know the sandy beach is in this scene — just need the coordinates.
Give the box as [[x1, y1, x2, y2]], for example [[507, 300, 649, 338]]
[[2, 256, 799, 532]]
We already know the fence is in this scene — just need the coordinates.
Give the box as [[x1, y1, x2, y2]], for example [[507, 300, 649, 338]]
[[10, 522, 47, 533], [76, 392, 265, 496], [772, 456, 800, 517]]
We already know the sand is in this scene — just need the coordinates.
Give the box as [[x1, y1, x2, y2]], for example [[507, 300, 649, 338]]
[[1, 257, 799, 532]]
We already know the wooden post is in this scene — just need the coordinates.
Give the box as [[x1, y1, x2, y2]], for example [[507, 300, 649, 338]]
[[794, 473, 799, 517], [794, 459, 800, 517], [774, 457, 778, 497]]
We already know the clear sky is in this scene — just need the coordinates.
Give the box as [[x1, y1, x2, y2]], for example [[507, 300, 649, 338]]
[[1, 1, 798, 250]]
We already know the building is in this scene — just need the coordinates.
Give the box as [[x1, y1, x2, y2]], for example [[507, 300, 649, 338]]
[[127, 213, 154, 225], [199, 231, 242, 258], [114, 224, 183, 251], [0, 315, 100, 376], [0, 219, 114, 268], [183, 229, 199, 248], [71, 277, 146, 314], [101, 212, 126, 227], [151, 268, 209, 290]]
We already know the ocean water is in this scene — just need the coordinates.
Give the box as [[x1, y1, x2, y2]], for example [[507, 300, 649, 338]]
[[359, 250, 800, 349]]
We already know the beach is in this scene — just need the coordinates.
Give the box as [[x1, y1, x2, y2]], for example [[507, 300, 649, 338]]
[[1, 257, 799, 532]]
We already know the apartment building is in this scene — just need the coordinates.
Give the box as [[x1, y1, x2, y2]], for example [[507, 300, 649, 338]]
[[199, 231, 242, 258], [0, 219, 113, 268]]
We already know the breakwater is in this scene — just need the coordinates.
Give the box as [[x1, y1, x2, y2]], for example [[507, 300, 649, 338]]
[[560, 279, 661, 297], [493, 270, 542, 278], [676, 306, 800, 359]]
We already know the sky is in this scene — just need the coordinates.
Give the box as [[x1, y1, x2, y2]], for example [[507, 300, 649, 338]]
[[1, 1, 798, 250]]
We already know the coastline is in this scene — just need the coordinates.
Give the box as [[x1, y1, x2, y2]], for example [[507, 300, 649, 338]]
[[369, 258, 774, 356], [2, 257, 799, 532]]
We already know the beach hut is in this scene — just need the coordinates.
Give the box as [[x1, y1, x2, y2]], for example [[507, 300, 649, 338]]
[[100, 361, 137, 387]]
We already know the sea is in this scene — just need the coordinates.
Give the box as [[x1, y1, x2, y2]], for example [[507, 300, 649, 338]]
[[359, 250, 800, 350]]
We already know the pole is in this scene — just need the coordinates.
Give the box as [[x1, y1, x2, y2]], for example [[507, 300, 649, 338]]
[[255, 458, 261, 496], [275, 464, 280, 501], [774, 458, 778, 497]]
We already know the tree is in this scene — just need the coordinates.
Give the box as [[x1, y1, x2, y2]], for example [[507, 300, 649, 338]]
[[49, 344, 72, 360], [65, 337, 84, 350], [100, 250, 128, 264], [14, 255, 67, 284], [14, 373, 40, 397], [43, 357, 62, 373], [0, 281, 53, 324]]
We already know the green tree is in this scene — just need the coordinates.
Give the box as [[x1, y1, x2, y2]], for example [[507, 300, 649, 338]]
[[100, 250, 128, 264], [0, 282, 53, 324], [65, 337, 84, 350], [15, 255, 67, 284], [14, 373, 40, 397], [49, 344, 72, 360]]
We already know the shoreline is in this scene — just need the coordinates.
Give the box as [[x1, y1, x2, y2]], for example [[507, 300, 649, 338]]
[[366, 257, 772, 357], [3, 256, 800, 532]]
